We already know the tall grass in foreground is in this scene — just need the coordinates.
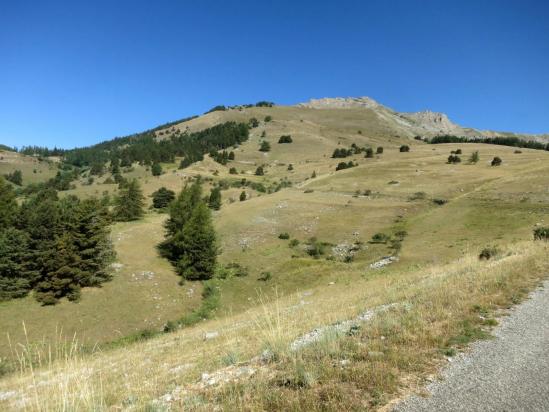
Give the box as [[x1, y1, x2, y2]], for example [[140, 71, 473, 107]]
[[4, 324, 105, 411], [0, 241, 547, 411]]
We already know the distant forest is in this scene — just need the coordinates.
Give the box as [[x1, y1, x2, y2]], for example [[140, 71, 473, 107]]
[[13, 120, 249, 195], [429, 135, 549, 151]]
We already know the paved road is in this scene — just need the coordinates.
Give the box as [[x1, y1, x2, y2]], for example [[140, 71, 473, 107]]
[[394, 280, 549, 412]]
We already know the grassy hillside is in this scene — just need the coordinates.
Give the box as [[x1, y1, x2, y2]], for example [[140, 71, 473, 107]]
[[1, 105, 548, 410], [0, 150, 57, 186]]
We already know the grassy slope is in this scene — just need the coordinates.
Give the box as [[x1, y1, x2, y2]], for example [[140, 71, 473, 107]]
[[1, 106, 548, 410], [0, 150, 57, 185], [0, 214, 202, 357]]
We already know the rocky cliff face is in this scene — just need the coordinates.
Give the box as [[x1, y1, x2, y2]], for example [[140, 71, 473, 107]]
[[400, 111, 462, 135]]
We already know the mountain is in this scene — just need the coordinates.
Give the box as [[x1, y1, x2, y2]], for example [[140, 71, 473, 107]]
[[296, 96, 549, 142], [1, 95, 549, 411]]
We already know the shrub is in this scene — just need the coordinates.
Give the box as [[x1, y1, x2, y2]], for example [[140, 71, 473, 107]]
[[278, 135, 292, 143], [229, 167, 237, 174], [255, 166, 264, 176], [332, 148, 352, 158], [533, 227, 549, 241], [258, 271, 272, 281], [306, 238, 326, 258], [432, 198, 448, 205], [363, 189, 372, 196], [414, 136, 423, 141], [289, 239, 300, 247], [479, 246, 500, 260], [371, 233, 390, 243], [278, 232, 290, 240], [364, 148, 374, 158], [400, 145, 410, 152], [225, 262, 249, 277], [390, 239, 402, 252], [409, 191, 427, 201], [287, 164, 294, 171], [239, 191, 246, 201], [455, 149, 462, 154], [152, 187, 176, 209], [469, 151, 480, 164], [4, 170, 22, 186], [376, 147, 384, 154], [447, 155, 461, 164], [249, 118, 259, 128], [259, 141, 271, 152], [394, 230, 408, 239], [336, 161, 355, 171], [264, 115, 272, 122], [491, 156, 502, 166], [336, 162, 347, 171], [514, 150, 522, 154]]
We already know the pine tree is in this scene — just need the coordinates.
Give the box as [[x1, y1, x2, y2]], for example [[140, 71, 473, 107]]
[[159, 180, 203, 260], [151, 162, 163, 176], [365, 148, 374, 158], [239, 191, 247, 201], [255, 166, 264, 176], [35, 233, 83, 305], [0, 228, 36, 300], [114, 179, 144, 221], [164, 180, 202, 237], [110, 158, 120, 175], [228, 151, 235, 160], [0, 177, 17, 229], [175, 203, 217, 281], [71, 198, 114, 287], [208, 187, 222, 210]]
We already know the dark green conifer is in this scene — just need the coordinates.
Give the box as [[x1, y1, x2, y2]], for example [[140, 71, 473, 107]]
[[114, 179, 144, 221], [208, 187, 222, 210]]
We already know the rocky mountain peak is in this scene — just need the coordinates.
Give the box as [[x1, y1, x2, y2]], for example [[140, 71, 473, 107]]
[[296, 96, 385, 110]]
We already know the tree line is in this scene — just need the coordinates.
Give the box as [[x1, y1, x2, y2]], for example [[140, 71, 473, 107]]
[[62, 121, 249, 171], [429, 135, 549, 151]]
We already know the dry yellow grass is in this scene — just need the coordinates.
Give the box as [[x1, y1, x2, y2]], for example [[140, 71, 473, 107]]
[[0, 214, 202, 359], [1, 106, 549, 410], [0, 240, 546, 410]]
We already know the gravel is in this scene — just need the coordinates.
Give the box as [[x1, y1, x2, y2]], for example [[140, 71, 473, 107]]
[[393, 279, 549, 412]]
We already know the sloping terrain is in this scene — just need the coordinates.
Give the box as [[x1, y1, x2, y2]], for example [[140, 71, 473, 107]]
[[1, 101, 548, 410]]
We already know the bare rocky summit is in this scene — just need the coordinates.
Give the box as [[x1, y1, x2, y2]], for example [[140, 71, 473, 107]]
[[297, 96, 549, 142]]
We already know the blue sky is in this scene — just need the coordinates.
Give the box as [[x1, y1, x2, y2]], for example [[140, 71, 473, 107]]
[[1, 0, 548, 149]]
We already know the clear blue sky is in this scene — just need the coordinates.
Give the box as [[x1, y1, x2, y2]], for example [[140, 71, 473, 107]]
[[1, 0, 548, 149]]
